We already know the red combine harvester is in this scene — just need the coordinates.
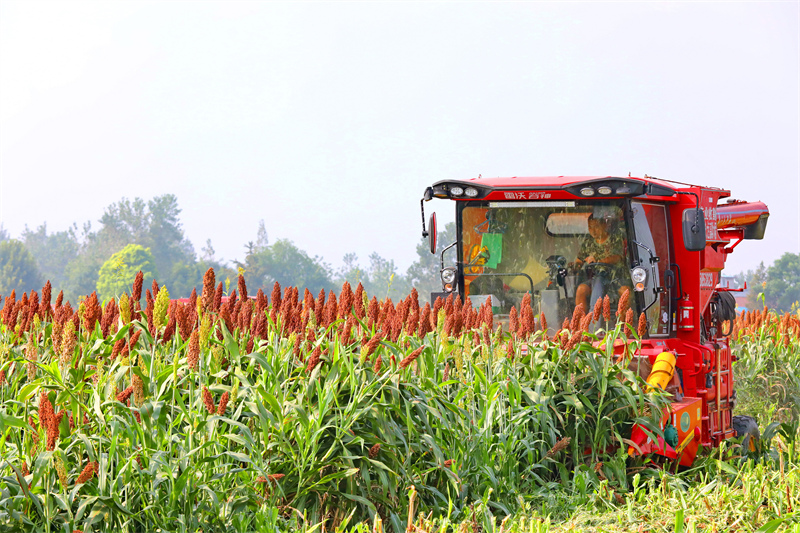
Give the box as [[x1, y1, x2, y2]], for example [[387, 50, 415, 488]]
[[420, 175, 769, 465]]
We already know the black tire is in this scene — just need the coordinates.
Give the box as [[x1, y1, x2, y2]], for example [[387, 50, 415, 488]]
[[732, 415, 761, 453]]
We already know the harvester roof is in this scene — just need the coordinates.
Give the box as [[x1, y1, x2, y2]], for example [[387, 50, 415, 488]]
[[430, 175, 731, 202]]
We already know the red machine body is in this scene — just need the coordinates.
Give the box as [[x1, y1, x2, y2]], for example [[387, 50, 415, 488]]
[[422, 175, 769, 464]]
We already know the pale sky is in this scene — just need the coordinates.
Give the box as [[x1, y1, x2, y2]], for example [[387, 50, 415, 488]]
[[1, 1, 798, 277]]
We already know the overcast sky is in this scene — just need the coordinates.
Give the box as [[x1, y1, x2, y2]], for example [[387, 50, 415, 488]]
[[1, 1, 798, 277]]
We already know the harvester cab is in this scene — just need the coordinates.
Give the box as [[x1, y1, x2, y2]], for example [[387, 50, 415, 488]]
[[420, 175, 769, 465]]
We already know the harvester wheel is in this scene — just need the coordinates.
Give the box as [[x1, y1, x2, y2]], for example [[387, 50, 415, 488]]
[[732, 415, 760, 454]]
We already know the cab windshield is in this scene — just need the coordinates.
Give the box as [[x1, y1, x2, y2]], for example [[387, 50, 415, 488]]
[[460, 200, 633, 331]]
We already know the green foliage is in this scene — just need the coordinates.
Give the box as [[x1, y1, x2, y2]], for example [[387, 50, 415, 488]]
[[0, 283, 798, 531], [744, 254, 800, 312], [240, 238, 334, 294], [335, 252, 412, 301], [733, 312, 800, 425], [0, 283, 664, 531], [21, 223, 79, 292], [0, 239, 44, 296], [96, 244, 159, 300], [762, 253, 800, 312]]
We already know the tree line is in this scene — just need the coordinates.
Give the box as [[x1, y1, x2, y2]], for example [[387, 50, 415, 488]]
[[738, 252, 800, 313], [0, 194, 455, 304]]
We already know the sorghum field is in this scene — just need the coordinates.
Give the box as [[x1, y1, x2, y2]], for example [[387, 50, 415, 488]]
[[0, 271, 798, 532]]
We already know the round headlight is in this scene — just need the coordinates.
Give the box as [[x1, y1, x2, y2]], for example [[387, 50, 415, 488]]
[[631, 266, 647, 284], [441, 268, 456, 284], [580, 187, 595, 197], [450, 186, 464, 196], [597, 186, 612, 195], [464, 187, 479, 197]]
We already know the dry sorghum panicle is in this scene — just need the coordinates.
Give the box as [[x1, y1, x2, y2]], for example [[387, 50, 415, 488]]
[[126, 330, 142, 358], [637, 312, 648, 338], [238, 274, 248, 302], [602, 295, 611, 322], [110, 338, 125, 360], [367, 297, 379, 330], [362, 334, 382, 362], [418, 303, 431, 337], [625, 308, 635, 329], [202, 268, 216, 311], [580, 313, 593, 334], [399, 346, 424, 369], [372, 354, 382, 373], [270, 282, 282, 314], [368, 443, 381, 459], [570, 303, 585, 332], [187, 330, 200, 371], [545, 437, 571, 459], [508, 307, 518, 337], [163, 315, 176, 343], [592, 297, 603, 322], [202, 387, 215, 414], [132, 271, 144, 305], [116, 386, 134, 404], [617, 288, 630, 319], [306, 346, 321, 374], [39, 391, 54, 430], [75, 461, 96, 484], [40, 280, 52, 320], [217, 391, 229, 415], [46, 411, 63, 451], [213, 282, 224, 312], [132, 374, 144, 406]]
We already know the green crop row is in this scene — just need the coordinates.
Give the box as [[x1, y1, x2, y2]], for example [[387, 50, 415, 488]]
[[0, 274, 797, 532]]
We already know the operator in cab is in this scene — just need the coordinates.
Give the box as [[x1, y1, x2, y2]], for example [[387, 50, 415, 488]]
[[573, 206, 630, 311]]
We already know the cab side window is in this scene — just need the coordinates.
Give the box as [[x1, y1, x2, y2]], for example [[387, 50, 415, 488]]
[[631, 202, 671, 336]]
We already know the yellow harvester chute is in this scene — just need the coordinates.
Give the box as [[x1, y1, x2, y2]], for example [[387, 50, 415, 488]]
[[646, 351, 676, 392]]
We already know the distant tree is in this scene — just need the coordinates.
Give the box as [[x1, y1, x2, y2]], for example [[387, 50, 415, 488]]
[[0, 225, 9, 242], [334, 251, 412, 300], [745, 261, 768, 309], [144, 195, 196, 279], [201, 239, 216, 262], [405, 222, 456, 302], [365, 252, 410, 300], [335, 252, 369, 289], [57, 194, 196, 300], [97, 244, 159, 301], [98, 195, 195, 284], [240, 238, 334, 294], [0, 240, 44, 296], [762, 253, 800, 312], [21, 223, 80, 291], [255, 220, 269, 251]]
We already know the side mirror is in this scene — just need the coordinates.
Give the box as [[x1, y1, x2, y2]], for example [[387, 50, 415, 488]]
[[429, 212, 437, 254], [682, 208, 706, 251]]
